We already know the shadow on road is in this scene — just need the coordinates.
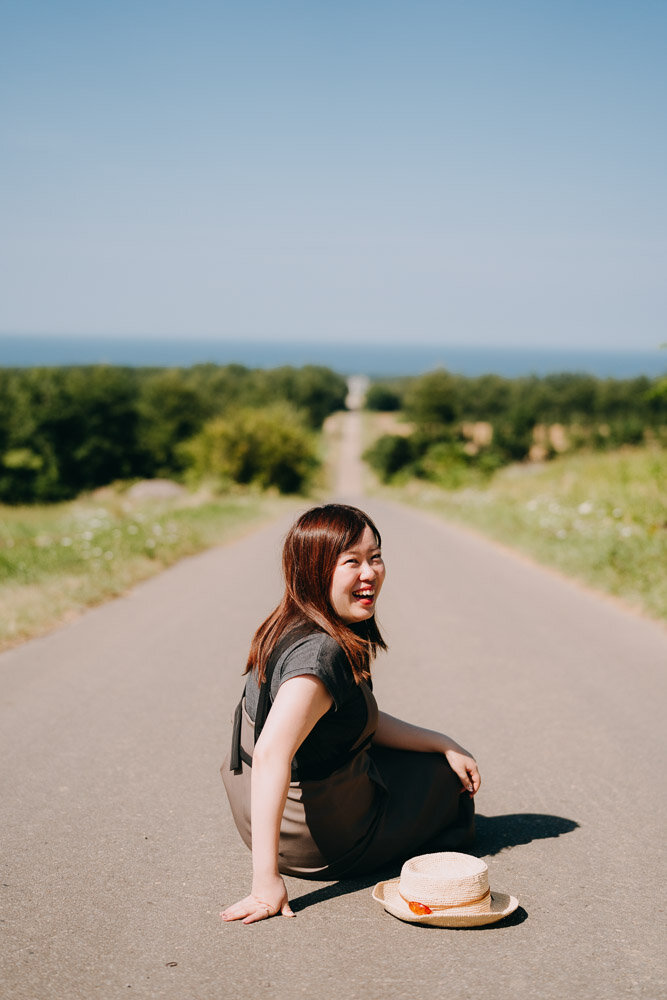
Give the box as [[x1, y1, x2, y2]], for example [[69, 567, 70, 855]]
[[289, 874, 530, 927], [403, 906, 529, 930], [474, 812, 580, 856], [289, 870, 393, 914], [289, 812, 578, 915]]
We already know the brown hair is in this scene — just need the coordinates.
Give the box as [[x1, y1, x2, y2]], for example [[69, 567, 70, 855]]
[[246, 503, 387, 684]]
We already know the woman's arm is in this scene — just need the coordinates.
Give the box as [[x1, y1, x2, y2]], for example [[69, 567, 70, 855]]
[[221, 675, 333, 924], [373, 710, 481, 795]]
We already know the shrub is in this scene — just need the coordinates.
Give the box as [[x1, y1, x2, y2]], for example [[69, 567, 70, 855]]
[[136, 369, 208, 475], [0, 363, 346, 503], [259, 366, 348, 428], [180, 403, 318, 494], [0, 366, 143, 502], [493, 408, 535, 462], [417, 442, 473, 489], [365, 385, 402, 411], [363, 434, 417, 482], [403, 369, 462, 428]]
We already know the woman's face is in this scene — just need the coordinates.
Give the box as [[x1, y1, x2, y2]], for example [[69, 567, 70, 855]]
[[329, 525, 385, 624]]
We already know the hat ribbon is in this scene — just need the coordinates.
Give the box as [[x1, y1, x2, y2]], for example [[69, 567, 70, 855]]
[[399, 888, 492, 916]]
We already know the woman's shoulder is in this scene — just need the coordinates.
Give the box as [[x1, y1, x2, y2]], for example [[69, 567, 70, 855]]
[[277, 628, 354, 707], [278, 629, 347, 672]]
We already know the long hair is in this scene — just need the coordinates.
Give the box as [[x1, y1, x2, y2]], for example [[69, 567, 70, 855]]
[[246, 504, 387, 684]]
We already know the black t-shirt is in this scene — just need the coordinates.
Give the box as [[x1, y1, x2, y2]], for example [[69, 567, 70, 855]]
[[244, 631, 370, 778]]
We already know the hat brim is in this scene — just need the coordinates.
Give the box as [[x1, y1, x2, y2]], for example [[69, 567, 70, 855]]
[[372, 878, 519, 927]]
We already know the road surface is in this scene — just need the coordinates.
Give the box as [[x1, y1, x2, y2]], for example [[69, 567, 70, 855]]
[[1, 412, 666, 999]]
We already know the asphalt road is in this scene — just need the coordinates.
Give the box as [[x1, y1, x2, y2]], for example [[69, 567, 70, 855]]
[[2, 419, 666, 1000]]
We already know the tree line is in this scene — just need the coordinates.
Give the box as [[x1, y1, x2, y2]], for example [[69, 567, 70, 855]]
[[0, 364, 348, 503], [365, 369, 666, 486]]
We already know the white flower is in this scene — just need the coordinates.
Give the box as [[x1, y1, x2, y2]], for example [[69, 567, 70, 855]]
[[578, 502, 593, 515], [61, 537, 73, 547]]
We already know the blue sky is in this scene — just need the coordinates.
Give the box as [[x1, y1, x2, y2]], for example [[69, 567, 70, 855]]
[[2, 0, 665, 348]]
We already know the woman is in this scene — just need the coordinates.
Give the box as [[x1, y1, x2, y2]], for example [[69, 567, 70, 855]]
[[221, 503, 480, 924]]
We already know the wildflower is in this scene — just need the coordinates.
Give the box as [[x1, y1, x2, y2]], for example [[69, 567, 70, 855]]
[[146, 538, 156, 548], [104, 551, 114, 560], [577, 502, 593, 515], [127, 525, 139, 535], [61, 537, 73, 547], [556, 529, 567, 540]]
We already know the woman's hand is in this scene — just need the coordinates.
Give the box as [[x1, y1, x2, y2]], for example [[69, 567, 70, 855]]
[[444, 745, 481, 796], [221, 874, 295, 924]]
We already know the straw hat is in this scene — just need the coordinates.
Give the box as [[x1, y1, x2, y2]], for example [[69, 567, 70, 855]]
[[372, 852, 518, 927]]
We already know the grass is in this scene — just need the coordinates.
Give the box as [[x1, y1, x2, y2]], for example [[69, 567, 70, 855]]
[[0, 485, 296, 651], [381, 446, 667, 622]]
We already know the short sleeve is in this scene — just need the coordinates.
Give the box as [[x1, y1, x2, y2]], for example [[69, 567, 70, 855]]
[[271, 633, 355, 709]]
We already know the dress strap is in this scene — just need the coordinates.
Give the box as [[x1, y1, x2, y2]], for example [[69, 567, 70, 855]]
[[229, 698, 243, 772]]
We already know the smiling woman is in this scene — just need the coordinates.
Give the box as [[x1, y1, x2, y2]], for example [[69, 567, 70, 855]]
[[220, 503, 479, 925], [329, 525, 385, 624]]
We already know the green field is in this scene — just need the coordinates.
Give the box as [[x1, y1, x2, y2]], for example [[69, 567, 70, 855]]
[[0, 486, 295, 651], [384, 446, 667, 621], [2, 436, 664, 651]]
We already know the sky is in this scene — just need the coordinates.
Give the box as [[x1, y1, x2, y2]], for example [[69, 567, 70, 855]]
[[1, 0, 666, 350]]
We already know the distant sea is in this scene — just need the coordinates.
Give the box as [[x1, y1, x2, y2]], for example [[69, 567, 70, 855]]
[[0, 334, 665, 379]]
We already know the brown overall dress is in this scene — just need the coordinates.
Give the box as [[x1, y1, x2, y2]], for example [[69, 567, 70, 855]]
[[221, 632, 474, 880]]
